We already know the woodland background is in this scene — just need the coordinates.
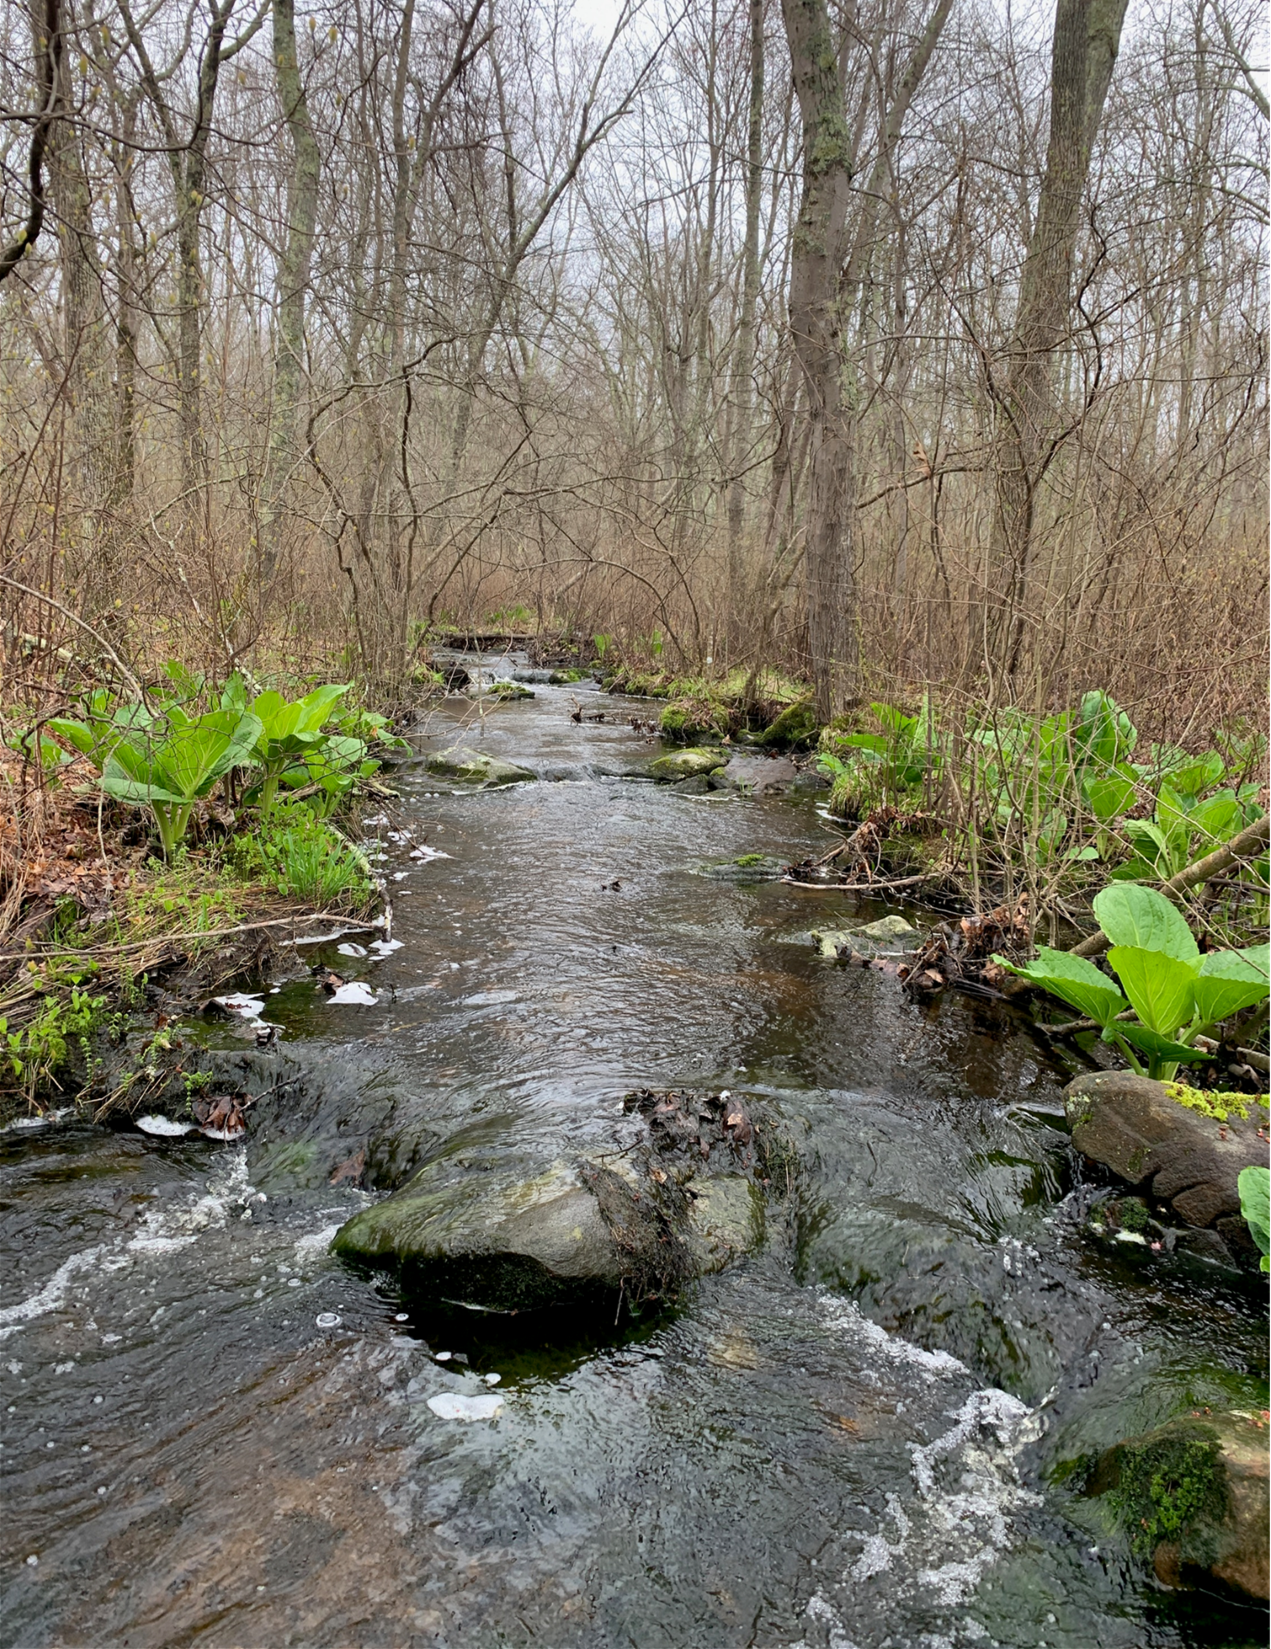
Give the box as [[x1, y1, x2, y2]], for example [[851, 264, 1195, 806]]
[[0, 0, 1266, 732]]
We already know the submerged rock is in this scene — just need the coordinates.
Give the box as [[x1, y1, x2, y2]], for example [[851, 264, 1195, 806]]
[[424, 746, 536, 785], [648, 746, 729, 781], [1091, 1409, 1269, 1600], [1064, 1071, 1268, 1259], [331, 1091, 768, 1310], [693, 854, 787, 882], [479, 680, 535, 700], [811, 914, 918, 960]]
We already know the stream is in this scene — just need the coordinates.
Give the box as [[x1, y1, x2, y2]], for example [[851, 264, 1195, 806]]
[[2, 667, 1266, 1649]]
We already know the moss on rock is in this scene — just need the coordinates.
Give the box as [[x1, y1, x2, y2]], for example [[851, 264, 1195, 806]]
[[649, 746, 729, 781]]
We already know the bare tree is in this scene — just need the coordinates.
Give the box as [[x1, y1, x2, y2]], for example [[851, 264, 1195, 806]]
[[976, 0, 1129, 682]]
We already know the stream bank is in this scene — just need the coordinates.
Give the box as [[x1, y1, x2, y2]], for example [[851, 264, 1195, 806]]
[[2, 664, 1266, 1648]]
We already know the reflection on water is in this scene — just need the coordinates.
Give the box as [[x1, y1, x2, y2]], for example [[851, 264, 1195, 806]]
[[1, 669, 1266, 1648]]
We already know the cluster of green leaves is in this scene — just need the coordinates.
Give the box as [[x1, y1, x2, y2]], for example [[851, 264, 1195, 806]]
[[997, 884, 1269, 1080], [819, 697, 938, 804], [817, 689, 1265, 890], [28, 672, 404, 856], [226, 809, 373, 907], [0, 969, 107, 1100]]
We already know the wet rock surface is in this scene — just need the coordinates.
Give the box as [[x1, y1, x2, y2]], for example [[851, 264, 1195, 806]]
[[331, 1090, 768, 1309], [1065, 1071, 1269, 1255], [423, 745, 536, 784], [1091, 1408, 1270, 1601], [648, 745, 729, 781], [811, 913, 918, 959]]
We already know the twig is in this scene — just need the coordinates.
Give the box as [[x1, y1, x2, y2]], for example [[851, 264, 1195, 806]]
[[0, 573, 144, 696], [1069, 816, 1271, 959], [0, 908, 369, 966], [779, 871, 932, 893]]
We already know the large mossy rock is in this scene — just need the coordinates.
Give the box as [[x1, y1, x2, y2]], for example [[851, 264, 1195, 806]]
[[648, 746, 729, 781], [758, 697, 819, 748], [1064, 1072, 1268, 1246], [424, 746, 536, 785], [1092, 1410, 1269, 1601], [659, 702, 728, 743], [331, 1092, 767, 1309]]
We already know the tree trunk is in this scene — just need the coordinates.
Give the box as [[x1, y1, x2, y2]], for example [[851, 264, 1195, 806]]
[[781, 0, 856, 720], [259, 0, 320, 591], [47, 49, 114, 608], [726, 0, 765, 615], [978, 0, 1128, 682]]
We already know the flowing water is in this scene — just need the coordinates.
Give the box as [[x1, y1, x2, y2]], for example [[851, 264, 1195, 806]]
[[2, 667, 1266, 1649]]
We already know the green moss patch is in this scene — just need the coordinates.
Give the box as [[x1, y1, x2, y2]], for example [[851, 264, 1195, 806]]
[[1109, 1422, 1229, 1562], [1163, 1083, 1268, 1124]]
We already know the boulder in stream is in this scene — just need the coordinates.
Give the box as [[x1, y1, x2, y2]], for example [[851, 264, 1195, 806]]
[[331, 1090, 768, 1310], [811, 914, 918, 960], [648, 746, 729, 781], [1064, 1071, 1268, 1259], [1091, 1408, 1269, 1601], [424, 746, 536, 785]]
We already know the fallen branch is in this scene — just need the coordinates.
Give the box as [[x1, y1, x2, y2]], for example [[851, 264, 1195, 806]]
[[0, 907, 372, 967], [1069, 815, 1271, 959], [780, 871, 932, 893]]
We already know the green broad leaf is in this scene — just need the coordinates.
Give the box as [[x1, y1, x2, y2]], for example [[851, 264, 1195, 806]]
[[101, 745, 189, 806], [1167, 751, 1225, 797], [1076, 690, 1138, 766], [1107, 854, 1162, 882], [46, 718, 97, 756], [1082, 766, 1138, 824], [993, 948, 1129, 1027], [1237, 1166, 1270, 1269], [1191, 949, 1271, 1024], [870, 703, 917, 737], [220, 672, 249, 714], [161, 709, 263, 799], [1036, 809, 1068, 856], [1123, 819, 1168, 852], [101, 709, 262, 806], [839, 733, 889, 755], [1106, 946, 1198, 1035], [1236, 943, 1271, 974], [1185, 790, 1239, 843], [1093, 884, 1199, 961], [1065, 844, 1100, 861], [1108, 1022, 1212, 1066], [251, 684, 350, 757]]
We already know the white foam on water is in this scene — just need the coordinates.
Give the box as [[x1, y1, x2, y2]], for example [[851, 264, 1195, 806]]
[[817, 1293, 966, 1375], [909, 1388, 1042, 1607], [326, 981, 378, 1005], [134, 1115, 195, 1137], [785, 1296, 1043, 1638], [0, 1247, 106, 1339], [214, 993, 266, 1022], [337, 942, 368, 957], [127, 1151, 254, 1253], [294, 1224, 341, 1258], [0, 1108, 72, 1134], [368, 938, 404, 957], [408, 845, 451, 862], [426, 1392, 504, 1422]]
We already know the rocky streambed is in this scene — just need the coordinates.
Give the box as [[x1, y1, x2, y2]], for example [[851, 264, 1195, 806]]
[[1, 664, 1267, 1649]]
